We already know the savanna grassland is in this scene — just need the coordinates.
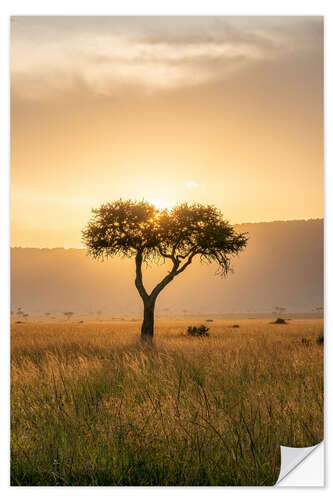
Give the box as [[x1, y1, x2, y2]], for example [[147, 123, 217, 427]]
[[11, 318, 323, 486]]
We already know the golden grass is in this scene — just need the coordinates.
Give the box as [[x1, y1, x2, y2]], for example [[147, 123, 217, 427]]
[[11, 318, 323, 486]]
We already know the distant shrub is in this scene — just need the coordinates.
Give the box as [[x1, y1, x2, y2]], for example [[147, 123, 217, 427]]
[[64, 311, 74, 320], [301, 338, 311, 347], [206, 319, 214, 322], [272, 318, 287, 324], [232, 324, 240, 328], [317, 334, 324, 344], [187, 325, 210, 337]]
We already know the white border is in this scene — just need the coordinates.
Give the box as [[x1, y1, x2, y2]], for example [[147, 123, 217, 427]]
[[1, 0, 332, 497]]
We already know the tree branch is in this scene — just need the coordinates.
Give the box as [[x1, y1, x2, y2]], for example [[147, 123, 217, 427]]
[[158, 245, 178, 266], [175, 252, 196, 275], [135, 251, 148, 301], [149, 259, 179, 301], [149, 251, 197, 301]]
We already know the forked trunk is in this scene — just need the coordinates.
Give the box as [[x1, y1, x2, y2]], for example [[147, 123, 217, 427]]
[[141, 298, 155, 341], [135, 249, 179, 342]]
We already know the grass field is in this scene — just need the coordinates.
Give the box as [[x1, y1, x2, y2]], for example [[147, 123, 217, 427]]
[[11, 318, 323, 486]]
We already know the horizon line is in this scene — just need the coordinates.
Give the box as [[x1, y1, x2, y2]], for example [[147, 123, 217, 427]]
[[11, 216, 324, 251]]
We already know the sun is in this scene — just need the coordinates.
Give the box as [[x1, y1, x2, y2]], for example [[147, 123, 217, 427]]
[[150, 200, 172, 211]]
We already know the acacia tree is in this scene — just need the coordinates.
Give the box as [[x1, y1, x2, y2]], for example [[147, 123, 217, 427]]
[[82, 200, 248, 341]]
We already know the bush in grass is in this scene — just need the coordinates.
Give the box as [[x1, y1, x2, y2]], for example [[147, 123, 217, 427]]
[[272, 318, 287, 324], [187, 325, 210, 337]]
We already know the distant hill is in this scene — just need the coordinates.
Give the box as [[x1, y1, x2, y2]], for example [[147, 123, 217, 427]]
[[11, 219, 323, 315]]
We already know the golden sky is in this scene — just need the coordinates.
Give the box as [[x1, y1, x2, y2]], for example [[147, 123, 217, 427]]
[[11, 16, 323, 248]]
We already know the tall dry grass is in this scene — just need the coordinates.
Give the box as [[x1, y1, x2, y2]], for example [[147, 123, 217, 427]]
[[11, 318, 323, 485]]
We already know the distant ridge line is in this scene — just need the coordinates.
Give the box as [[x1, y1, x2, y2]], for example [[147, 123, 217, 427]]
[[10, 218, 324, 250]]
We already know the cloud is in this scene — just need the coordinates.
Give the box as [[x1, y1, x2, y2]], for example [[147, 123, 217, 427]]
[[11, 17, 322, 100]]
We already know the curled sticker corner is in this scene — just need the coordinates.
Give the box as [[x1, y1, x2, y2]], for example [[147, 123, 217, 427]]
[[275, 441, 323, 485]]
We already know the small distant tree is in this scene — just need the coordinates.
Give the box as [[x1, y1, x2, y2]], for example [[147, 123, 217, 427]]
[[45, 312, 51, 317], [23, 313, 29, 321], [64, 311, 74, 321], [82, 200, 248, 341]]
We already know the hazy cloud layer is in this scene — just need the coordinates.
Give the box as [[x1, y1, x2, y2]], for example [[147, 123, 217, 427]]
[[11, 16, 322, 99]]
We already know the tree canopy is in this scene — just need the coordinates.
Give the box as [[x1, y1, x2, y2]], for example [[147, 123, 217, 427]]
[[82, 199, 248, 277]]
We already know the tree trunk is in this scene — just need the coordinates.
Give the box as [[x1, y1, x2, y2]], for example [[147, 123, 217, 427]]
[[141, 297, 156, 342], [135, 249, 180, 342]]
